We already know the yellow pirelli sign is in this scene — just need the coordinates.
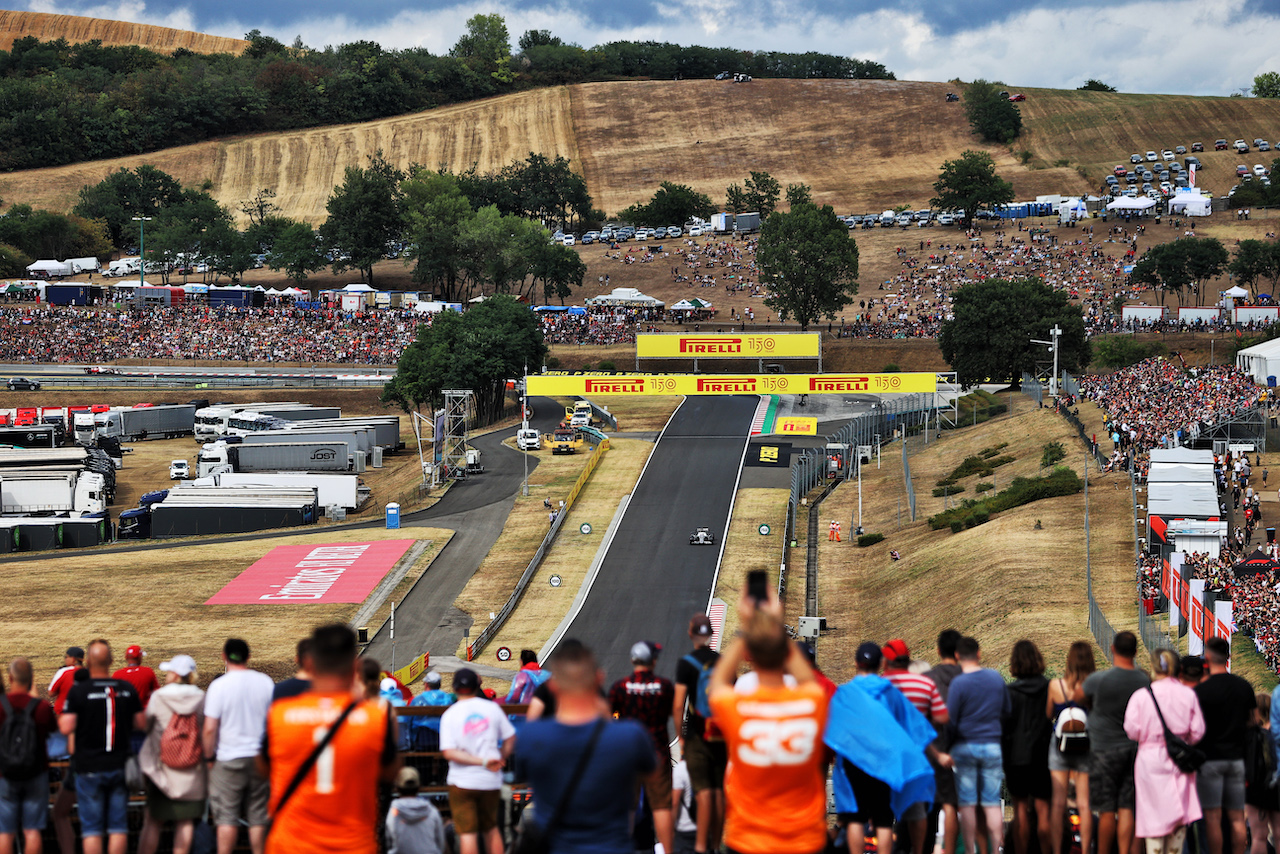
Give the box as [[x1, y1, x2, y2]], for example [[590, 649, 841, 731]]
[[526, 373, 936, 396], [776, 417, 818, 435], [636, 333, 820, 358]]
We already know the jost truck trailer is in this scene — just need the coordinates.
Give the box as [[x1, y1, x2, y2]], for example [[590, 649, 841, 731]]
[[197, 441, 350, 477]]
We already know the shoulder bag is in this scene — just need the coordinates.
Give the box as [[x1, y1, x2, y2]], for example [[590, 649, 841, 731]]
[[1146, 686, 1206, 774], [266, 700, 358, 836], [512, 718, 605, 854]]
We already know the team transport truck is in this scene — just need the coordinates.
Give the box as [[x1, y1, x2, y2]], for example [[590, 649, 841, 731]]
[[197, 441, 351, 477], [0, 425, 58, 449], [0, 471, 106, 515], [242, 427, 374, 455], [96, 405, 196, 441], [197, 472, 366, 511], [147, 487, 319, 538]]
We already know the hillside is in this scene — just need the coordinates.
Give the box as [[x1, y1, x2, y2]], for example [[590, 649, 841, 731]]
[[1, 46, 1280, 222], [0, 10, 246, 54]]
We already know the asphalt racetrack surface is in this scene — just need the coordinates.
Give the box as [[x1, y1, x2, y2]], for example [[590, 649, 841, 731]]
[[554, 395, 757, 682]]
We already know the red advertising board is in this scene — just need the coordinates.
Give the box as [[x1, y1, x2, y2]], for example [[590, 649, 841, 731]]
[[206, 540, 416, 605]]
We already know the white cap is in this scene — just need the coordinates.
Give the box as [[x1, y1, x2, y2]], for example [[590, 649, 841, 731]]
[[159, 654, 196, 677], [425, 671, 442, 686], [380, 677, 398, 693]]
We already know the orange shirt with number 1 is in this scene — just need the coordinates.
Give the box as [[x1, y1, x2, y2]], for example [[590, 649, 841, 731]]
[[710, 681, 830, 854], [264, 692, 395, 854]]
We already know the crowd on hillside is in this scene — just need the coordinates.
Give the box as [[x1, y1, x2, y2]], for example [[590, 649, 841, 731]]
[[6, 606, 1271, 854], [536, 305, 664, 346], [1078, 358, 1263, 457]]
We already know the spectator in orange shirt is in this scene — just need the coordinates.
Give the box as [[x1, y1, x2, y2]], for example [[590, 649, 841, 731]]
[[260, 625, 400, 854], [709, 587, 829, 854]]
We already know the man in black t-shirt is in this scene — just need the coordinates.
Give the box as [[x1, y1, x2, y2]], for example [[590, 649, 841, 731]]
[[59, 640, 145, 854], [673, 614, 724, 854], [1194, 637, 1256, 854]]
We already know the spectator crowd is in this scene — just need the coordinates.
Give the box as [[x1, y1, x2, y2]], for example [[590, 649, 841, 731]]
[[0, 591, 1273, 854]]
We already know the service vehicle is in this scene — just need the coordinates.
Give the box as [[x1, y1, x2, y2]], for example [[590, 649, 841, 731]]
[[551, 427, 581, 455], [169, 459, 189, 480], [689, 527, 716, 545], [516, 427, 541, 451]]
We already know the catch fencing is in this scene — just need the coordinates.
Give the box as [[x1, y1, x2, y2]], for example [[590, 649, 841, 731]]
[[788, 393, 937, 532], [902, 440, 917, 522], [466, 432, 610, 660], [1020, 372, 1044, 405]]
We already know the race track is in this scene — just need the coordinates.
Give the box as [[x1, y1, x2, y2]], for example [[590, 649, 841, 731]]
[[554, 395, 757, 681]]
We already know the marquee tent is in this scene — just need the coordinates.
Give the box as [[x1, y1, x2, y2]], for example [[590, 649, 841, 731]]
[[1233, 548, 1280, 579], [586, 287, 664, 307], [1224, 285, 1249, 298], [1167, 190, 1211, 216], [670, 298, 715, 311], [1106, 196, 1157, 211]]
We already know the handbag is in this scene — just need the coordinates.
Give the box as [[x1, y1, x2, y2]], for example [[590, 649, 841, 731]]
[[266, 700, 358, 836], [1146, 686, 1206, 774], [511, 719, 605, 854]]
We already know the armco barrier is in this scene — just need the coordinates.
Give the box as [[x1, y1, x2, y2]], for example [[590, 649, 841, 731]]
[[467, 435, 610, 660]]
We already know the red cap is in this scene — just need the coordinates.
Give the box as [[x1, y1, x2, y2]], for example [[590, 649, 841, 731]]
[[126, 645, 145, 659], [882, 639, 910, 663]]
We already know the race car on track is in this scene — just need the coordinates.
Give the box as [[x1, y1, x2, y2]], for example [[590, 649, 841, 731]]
[[690, 527, 716, 545]]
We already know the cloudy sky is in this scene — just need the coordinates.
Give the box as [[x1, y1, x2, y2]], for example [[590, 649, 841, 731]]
[[17, 0, 1280, 95]]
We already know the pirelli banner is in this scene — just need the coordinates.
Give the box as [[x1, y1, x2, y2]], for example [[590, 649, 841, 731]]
[[526, 373, 937, 396], [636, 333, 820, 359]]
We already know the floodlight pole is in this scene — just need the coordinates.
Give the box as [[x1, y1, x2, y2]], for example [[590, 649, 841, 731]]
[[131, 216, 152, 290], [1031, 324, 1063, 396], [522, 365, 529, 497]]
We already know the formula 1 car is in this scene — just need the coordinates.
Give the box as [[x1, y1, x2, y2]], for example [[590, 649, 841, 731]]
[[689, 527, 716, 545]]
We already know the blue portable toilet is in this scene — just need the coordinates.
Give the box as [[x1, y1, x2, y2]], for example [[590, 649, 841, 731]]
[[1268, 376, 1276, 387], [386, 503, 401, 529]]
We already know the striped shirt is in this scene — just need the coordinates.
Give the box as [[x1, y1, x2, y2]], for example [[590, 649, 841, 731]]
[[883, 669, 947, 722]]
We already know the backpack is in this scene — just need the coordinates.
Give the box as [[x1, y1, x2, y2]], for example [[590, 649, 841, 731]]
[[510, 668, 551, 705], [160, 711, 202, 770], [681, 653, 715, 719], [1053, 699, 1090, 756], [0, 695, 42, 781]]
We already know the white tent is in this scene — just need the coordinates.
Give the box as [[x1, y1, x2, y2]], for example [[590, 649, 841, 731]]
[[1106, 196, 1156, 211], [340, 283, 376, 293], [1224, 285, 1249, 297], [1167, 190, 1211, 217], [1058, 197, 1088, 225], [283, 287, 309, 297], [586, 287, 664, 307], [1236, 336, 1280, 384]]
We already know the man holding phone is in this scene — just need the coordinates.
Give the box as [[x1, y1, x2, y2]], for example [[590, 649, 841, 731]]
[[709, 581, 829, 854]]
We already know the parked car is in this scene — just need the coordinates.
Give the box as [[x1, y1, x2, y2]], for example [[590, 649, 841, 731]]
[[1215, 139, 1229, 150], [653, 226, 668, 238], [688, 225, 702, 237], [1175, 145, 1187, 155], [1130, 153, 1143, 164], [1235, 139, 1250, 152], [169, 459, 189, 480], [1162, 150, 1175, 160], [634, 228, 650, 240], [600, 226, 614, 240], [1160, 181, 1174, 194], [1125, 172, 1138, 184], [1261, 141, 1272, 152], [6, 377, 39, 391], [667, 225, 683, 237], [1145, 151, 1158, 161], [1255, 164, 1269, 177], [1114, 164, 1128, 176], [938, 212, 956, 226], [1238, 164, 1250, 176], [582, 231, 599, 244], [1185, 156, 1201, 168], [945, 92, 960, 102], [1191, 142, 1205, 152], [1009, 93, 1026, 101], [562, 234, 576, 246]]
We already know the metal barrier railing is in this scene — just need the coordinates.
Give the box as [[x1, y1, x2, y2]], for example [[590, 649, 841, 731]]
[[902, 438, 917, 522], [1021, 372, 1044, 405]]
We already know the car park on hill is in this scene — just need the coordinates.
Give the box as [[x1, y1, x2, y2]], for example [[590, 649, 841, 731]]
[[1145, 151, 1158, 161], [946, 92, 960, 102], [1238, 164, 1250, 176], [1185, 156, 1200, 168], [1175, 145, 1187, 155], [1191, 142, 1204, 152], [1216, 139, 1229, 150], [1260, 141, 1272, 152], [667, 225, 683, 237], [582, 231, 598, 244], [1236, 139, 1250, 152], [1009, 93, 1026, 101], [1162, 150, 1175, 160], [1114, 165, 1128, 176], [1255, 164, 1269, 176], [1130, 153, 1143, 163]]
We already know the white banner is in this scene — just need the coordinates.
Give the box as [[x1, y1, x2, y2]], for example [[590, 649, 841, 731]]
[[1188, 579, 1206, 655]]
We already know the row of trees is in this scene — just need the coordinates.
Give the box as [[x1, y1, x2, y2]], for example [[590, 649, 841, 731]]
[[0, 21, 893, 171]]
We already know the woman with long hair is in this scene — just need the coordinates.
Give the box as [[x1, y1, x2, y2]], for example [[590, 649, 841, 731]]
[[1047, 641, 1096, 854], [1245, 692, 1280, 854], [1005, 640, 1053, 854]]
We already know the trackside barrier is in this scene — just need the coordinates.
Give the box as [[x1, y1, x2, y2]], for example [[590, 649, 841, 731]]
[[467, 434, 610, 660], [902, 440, 917, 522], [1020, 372, 1044, 405], [787, 393, 937, 535]]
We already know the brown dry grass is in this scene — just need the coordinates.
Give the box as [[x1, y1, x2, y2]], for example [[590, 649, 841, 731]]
[[0, 10, 247, 54], [0, 87, 579, 226], [0, 526, 448, 687], [476, 438, 654, 667], [811, 400, 1138, 683], [713, 488, 791, 640]]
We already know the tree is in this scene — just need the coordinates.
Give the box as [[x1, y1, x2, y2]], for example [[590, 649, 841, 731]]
[[785, 183, 812, 209], [381, 294, 547, 422], [931, 150, 1015, 225], [1078, 79, 1117, 92], [938, 278, 1090, 387], [1253, 72, 1280, 98], [402, 168, 474, 302], [759, 202, 859, 330], [0, 244, 32, 277], [319, 152, 405, 285], [743, 171, 781, 218], [1130, 237, 1229, 306], [963, 79, 1022, 143], [451, 13, 512, 81], [266, 221, 326, 284], [72, 165, 185, 249], [725, 183, 748, 215], [518, 30, 561, 51], [1229, 239, 1280, 293], [239, 188, 279, 227], [617, 182, 715, 226]]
